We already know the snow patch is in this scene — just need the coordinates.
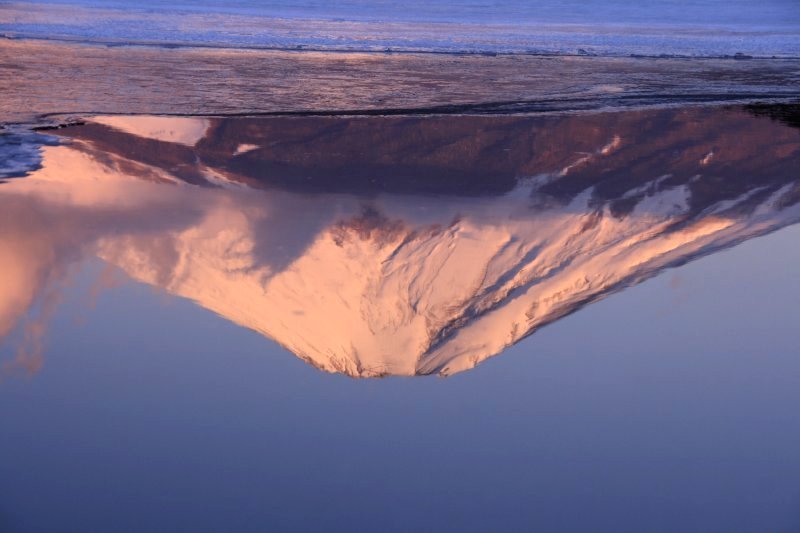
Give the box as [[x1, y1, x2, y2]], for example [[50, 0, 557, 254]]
[[599, 135, 622, 156], [557, 135, 621, 177], [90, 116, 210, 147], [234, 144, 260, 155]]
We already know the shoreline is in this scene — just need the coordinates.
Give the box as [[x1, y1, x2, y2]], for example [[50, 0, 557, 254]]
[[4, 33, 799, 61], [21, 96, 800, 130], [2, 38, 800, 127]]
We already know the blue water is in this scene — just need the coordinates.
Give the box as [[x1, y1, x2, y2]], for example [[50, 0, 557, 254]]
[[1, 224, 799, 533], [16, 0, 800, 27], [5, 0, 800, 56]]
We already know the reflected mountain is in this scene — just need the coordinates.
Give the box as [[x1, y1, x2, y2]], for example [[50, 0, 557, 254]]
[[1, 106, 799, 376]]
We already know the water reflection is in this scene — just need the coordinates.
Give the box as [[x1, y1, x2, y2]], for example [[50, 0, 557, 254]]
[[1, 106, 799, 376]]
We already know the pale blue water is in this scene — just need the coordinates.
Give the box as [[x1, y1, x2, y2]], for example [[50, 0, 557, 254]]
[[1, 5, 800, 531], [1, 108, 800, 531], [5, 0, 800, 56], [17, 0, 800, 27], [1, 224, 799, 533]]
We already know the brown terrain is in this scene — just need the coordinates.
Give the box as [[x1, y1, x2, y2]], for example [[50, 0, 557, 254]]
[[51, 105, 800, 212]]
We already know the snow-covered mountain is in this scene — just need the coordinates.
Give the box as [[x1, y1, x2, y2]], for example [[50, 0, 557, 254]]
[[2, 106, 799, 376]]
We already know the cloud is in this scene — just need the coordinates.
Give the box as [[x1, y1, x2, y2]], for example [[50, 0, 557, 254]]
[[2, 266, 72, 377]]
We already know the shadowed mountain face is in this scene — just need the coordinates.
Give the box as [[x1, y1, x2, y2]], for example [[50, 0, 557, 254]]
[[1, 106, 799, 376], [46, 106, 800, 199]]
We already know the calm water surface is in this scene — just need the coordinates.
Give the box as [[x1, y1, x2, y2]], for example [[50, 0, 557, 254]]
[[0, 106, 799, 531], [4, 0, 800, 56]]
